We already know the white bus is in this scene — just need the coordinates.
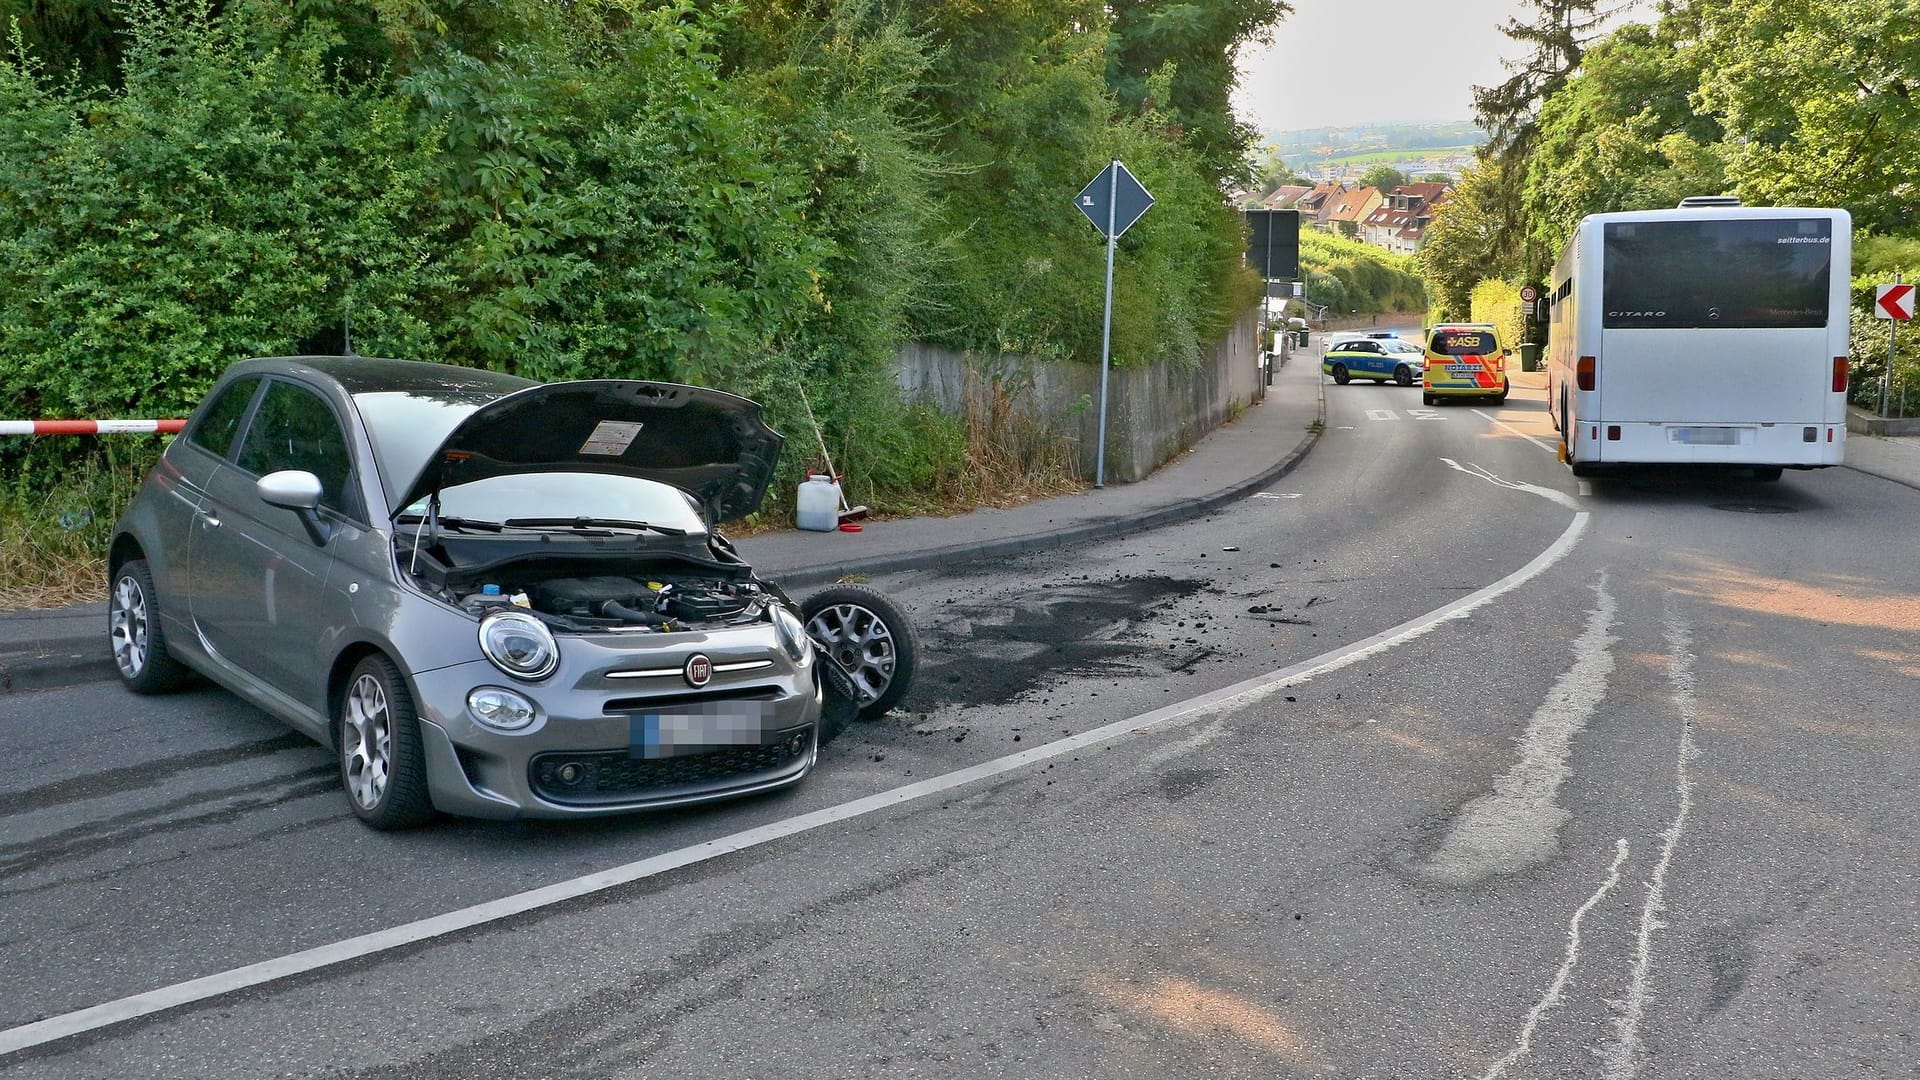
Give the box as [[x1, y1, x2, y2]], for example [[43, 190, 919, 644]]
[[1544, 198, 1851, 480]]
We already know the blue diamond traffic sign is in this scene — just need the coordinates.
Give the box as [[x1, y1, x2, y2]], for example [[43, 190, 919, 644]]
[[1075, 161, 1154, 240]]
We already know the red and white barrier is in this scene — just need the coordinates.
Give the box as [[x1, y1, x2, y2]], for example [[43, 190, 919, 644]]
[[0, 418, 187, 435]]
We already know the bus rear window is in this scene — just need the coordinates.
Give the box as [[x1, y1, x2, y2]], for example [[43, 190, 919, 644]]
[[1430, 331, 1496, 355], [1603, 218, 1832, 329]]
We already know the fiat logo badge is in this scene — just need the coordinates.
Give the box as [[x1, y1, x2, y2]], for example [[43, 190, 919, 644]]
[[683, 654, 713, 688]]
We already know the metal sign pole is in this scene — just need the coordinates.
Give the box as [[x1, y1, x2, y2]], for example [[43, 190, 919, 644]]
[[1885, 272, 1902, 418], [1095, 161, 1117, 489]]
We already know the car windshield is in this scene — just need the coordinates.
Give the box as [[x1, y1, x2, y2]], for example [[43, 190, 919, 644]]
[[353, 390, 500, 507], [400, 473, 708, 535]]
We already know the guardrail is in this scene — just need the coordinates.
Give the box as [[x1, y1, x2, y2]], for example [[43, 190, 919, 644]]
[[0, 419, 186, 435]]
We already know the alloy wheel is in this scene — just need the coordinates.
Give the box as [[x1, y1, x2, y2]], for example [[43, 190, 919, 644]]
[[109, 574, 149, 679], [805, 603, 897, 707], [342, 673, 394, 810]]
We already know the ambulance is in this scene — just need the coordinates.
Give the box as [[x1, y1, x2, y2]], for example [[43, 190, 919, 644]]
[[1422, 322, 1510, 405]]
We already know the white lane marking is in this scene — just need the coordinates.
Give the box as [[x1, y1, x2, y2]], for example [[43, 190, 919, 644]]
[[1479, 839, 1632, 1080], [1421, 573, 1618, 885], [1440, 457, 1583, 512], [1473, 408, 1558, 455], [1367, 409, 1399, 421], [1604, 607, 1701, 1079], [1407, 408, 1442, 421], [1252, 492, 1303, 500], [0, 513, 1591, 1057]]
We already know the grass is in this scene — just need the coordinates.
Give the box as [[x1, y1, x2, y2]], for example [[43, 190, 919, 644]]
[[0, 447, 154, 611], [0, 378, 1085, 611]]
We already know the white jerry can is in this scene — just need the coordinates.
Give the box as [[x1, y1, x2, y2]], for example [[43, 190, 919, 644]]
[[796, 474, 842, 532]]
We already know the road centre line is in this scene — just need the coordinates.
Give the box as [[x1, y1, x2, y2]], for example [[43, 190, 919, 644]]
[[1604, 606, 1702, 1079], [1479, 838, 1632, 1080], [1441, 458, 1583, 512], [1473, 408, 1558, 455], [0, 512, 1591, 1058]]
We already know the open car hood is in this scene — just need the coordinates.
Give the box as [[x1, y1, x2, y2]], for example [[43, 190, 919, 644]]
[[394, 380, 784, 524]]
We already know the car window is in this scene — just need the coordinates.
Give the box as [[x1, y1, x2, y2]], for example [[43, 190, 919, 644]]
[[406, 473, 709, 535], [235, 381, 354, 513], [188, 376, 262, 459]]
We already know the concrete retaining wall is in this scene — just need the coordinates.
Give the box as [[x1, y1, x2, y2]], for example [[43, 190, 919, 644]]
[[893, 309, 1263, 484]]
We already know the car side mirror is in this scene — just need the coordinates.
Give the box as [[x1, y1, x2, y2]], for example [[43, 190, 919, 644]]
[[258, 470, 333, 544]]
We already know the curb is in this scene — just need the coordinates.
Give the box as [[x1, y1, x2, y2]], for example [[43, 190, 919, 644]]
[[770, 385, 1327, 590], [1, 388, 1327, 693]]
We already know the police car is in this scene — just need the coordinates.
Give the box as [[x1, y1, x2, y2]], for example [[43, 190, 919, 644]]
[[1322, 334, 1426, 387]]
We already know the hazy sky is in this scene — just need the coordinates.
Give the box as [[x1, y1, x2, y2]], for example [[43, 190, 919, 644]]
[[1233, 0, 1543, 133]]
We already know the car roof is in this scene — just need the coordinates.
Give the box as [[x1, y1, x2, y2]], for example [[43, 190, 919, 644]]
[[232, 355, 539, 400]]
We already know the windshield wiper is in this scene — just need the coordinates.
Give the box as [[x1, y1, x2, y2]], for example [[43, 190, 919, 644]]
[[500, 516, 688, 536], [393, 513, 503, 532]]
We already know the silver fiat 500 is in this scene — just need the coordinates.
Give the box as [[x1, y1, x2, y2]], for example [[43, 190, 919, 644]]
[[106, 356, 917, 828]]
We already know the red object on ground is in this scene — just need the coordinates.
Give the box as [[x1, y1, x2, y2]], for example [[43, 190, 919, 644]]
[[838, 522, 863, 532]]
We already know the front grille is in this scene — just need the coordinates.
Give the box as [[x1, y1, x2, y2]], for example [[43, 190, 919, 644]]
[[529, 730, 812, 806]]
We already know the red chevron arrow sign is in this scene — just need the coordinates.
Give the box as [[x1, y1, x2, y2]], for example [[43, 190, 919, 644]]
[[1876, 283, 1915, 320]]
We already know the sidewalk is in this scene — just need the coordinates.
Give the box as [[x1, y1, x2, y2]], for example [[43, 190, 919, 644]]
[[0, 354, 1329, 694]]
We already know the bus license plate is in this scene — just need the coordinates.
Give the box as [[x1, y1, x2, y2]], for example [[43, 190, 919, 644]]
[[1670, 426, 1741, 445]]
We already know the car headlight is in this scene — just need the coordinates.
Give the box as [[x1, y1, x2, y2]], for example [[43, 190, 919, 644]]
[[468, 687, 538, 731], [478, 610, 559, 681], [771, 604, 814, 665]]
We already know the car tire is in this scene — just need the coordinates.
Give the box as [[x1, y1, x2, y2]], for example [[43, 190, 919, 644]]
[[337, 654, 435, 830], [1394, 365, 1413, 387], [1752, 466, 1784, 482], [802, 584, 919, 724], [1422, 392, 1436, 406], [1331, 364, 1350, 385], [108, 558, 193, 694], [1493, 386, 1510, 404]]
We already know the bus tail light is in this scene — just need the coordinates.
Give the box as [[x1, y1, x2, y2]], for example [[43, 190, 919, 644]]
[[1577, 356, 1596, 391], [1833, 357, 1848, 393]]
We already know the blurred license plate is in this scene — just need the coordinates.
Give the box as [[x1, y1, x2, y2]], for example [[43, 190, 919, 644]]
[[631, 706, 763, 759], [1670, 426, 1741, 445]]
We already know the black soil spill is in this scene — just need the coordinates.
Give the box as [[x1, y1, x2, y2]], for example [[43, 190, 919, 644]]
[[905, 574, 1218, 710]]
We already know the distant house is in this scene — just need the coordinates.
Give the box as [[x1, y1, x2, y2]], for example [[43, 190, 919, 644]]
[[1296, 181, 1346, 230], [1326, 186, 1383, 238], [1362, 182, 1452, 254], [1261, 184, 1312, 209]]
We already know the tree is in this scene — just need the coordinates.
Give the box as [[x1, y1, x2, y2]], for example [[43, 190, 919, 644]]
[[1694, 0, 1920, 233], [1357, 164, 1406, 192], [1416, 157, 1526, 319], [1470, 0, 1608, 278], [1251, 145, 1308, 190], [1522, 13, 1727, 258], [1105, 0, 1292, 182]]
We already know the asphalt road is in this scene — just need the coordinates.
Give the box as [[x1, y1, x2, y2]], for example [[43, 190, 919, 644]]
[[4, 373, 1917, 1078]]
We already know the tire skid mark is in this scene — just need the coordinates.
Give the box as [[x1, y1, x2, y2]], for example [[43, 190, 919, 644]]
[[0, 733, 314, 818], [1479, 838, 1632, 1080], [1604, 605, 1701, 1078], [0, 769, 336, 887]]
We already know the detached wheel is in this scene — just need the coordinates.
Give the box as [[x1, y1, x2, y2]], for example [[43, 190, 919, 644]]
[[802, 584, 919, 723], [337, 654, 434, 829], [108, 558, 191, 694], [1330, 364, 1350, 385], [1394, 364, 1413, 387]]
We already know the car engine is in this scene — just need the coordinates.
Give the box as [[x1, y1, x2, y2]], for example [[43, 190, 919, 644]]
[[456, 572, 771, 632]]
